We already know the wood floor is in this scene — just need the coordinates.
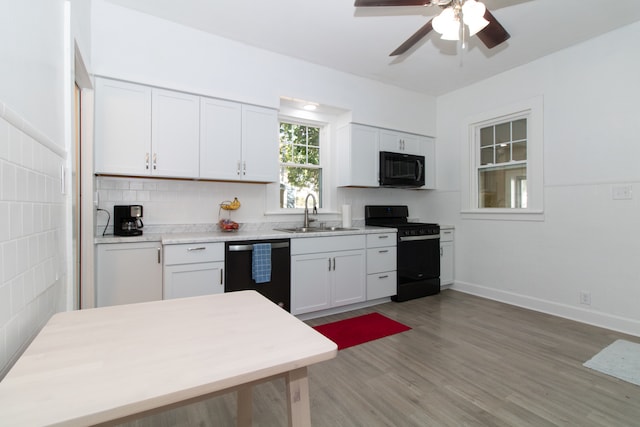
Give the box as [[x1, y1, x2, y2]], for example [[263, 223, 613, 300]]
[[119, 290, 640, 426]]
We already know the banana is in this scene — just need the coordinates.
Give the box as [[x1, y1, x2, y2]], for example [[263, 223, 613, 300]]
[[220, 197, 241, 210]]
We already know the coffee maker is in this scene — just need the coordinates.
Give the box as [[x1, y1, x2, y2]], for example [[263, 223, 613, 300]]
[[114, 205, 144, 236]]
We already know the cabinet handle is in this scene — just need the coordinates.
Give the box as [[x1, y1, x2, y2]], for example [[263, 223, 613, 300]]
[[153, 153, 157, 170], [236, 161, 241, 175], [187, 247, 206, 251], [440, 247, 443, 257], [378, 235, 389, 239], [145, 153, 150, 170], [220, 269, 223, 285], [243, 161, 247, 176], [378, 275, 389, 279], [157, 247, 161, 264], [378, 249, 389, 253], [328, 258, 331, 271], [332, 257, 336, 271]]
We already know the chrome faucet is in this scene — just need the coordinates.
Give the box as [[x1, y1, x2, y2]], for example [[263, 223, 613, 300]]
[[303, 193, 317, 228]]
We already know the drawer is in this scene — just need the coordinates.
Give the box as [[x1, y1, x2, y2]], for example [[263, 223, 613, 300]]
[[367, 247, 396, 274], [367, 271, 396, 300], [291, 234, 365, 255], [163, 242, 224, 265], [440, 228, 454, 242], [366, 232, 396, 248]]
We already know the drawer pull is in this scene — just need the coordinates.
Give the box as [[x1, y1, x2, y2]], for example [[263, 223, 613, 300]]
[[378, 249, 389, 253], [378, 275, 389, 279], [187, 247, 206, 252], [378, 235, 389, 239]]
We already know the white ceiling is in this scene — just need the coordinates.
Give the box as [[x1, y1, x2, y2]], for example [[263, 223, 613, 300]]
[[104, 0, 640, 97]]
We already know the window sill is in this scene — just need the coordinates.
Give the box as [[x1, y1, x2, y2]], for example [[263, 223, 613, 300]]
[[264, 209, 340, 216], [461, 209, 545, 222]]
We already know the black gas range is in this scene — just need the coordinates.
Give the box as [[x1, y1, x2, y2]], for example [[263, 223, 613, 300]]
[[365, 206, 440, 302]]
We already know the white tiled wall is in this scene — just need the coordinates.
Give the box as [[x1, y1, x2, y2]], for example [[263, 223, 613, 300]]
[[0, 112, 66, 377]]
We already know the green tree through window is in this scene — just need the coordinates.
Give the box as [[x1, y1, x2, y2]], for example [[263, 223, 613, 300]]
[[279, 122, 322, 209]]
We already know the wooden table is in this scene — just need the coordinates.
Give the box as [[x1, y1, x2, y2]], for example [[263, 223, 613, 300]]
[[0, 291, 337, 426]]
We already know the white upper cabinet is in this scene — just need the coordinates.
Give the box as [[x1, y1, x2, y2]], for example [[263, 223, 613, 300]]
[[95, 78, 152, 176], [95, 78, 278, 182], [422, 135, 436, 189], [200, 100, 278, 182], [241, 105, 279, 182], [199, 97, 242, 180], [379, 129, 422, 155], [95, 78, 199, 178], [151, 89, 200, 178], [336, 124, 379, 187]]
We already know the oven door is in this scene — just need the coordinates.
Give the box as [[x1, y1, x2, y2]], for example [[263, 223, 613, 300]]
[[395, 234, 440, 301]]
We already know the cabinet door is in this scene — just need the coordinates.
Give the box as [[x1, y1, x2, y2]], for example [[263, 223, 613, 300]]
[[332, 250, 366, 307], [440, 241, 454, 286], [94, 78, 151, 176], [422, 136, 436, 189], [380, 129, 422, 155], [151, 89, 200, 178], [241, 105, 279, 182], [291, 254, 332, 315], [96, 242, 162, 307], [164, 261, 224, 299], [200, 97, 242, 180], [349, 125, 379, 187]]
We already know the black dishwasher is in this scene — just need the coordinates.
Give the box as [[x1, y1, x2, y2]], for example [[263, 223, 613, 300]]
[[225, 239, 291, 312]]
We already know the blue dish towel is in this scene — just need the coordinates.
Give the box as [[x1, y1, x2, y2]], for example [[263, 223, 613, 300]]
[[252, 243, 272, 284]]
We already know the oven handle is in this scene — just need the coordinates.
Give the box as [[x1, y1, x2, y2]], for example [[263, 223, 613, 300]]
[[227, 241, 290, 252], [399, 234, 440, 242]]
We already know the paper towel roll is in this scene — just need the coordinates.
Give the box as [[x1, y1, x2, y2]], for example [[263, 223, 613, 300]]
[[342, 204, 352, 228]]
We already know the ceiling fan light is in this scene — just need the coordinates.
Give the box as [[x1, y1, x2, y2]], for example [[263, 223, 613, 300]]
[[466, 15, 489, 36], [462, 0, 486, 20], [432, 7, 459, 40]]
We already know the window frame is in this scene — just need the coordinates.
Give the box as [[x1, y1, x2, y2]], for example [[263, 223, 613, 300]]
[[461, 96, 544, 221], [273, 116, 328, 213]]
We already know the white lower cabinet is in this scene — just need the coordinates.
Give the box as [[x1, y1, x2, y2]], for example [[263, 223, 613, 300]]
[[96, 242, 163, 307], [440, 228, 454, 286], [291, 235, 366, 315], [163, 242, 225, 299], [366, 232, 397, 299]]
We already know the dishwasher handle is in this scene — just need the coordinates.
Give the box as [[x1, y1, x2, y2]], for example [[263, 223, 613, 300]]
[[227, 241, 290, 252]]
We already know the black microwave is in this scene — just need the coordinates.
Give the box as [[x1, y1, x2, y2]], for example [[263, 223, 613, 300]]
[[379, 151, 425, 188]]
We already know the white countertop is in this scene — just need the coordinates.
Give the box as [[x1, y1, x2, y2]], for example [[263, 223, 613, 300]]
[[95, 225, 396, 245]]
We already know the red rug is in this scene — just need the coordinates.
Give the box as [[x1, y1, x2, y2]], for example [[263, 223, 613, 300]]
[[313, 312, 411, 350]]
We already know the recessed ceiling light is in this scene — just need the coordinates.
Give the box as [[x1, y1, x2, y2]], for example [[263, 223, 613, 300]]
[[303, 104, 318, 111]]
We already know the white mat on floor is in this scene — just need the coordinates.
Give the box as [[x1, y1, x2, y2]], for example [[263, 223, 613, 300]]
[[583, 339, 640, 387]]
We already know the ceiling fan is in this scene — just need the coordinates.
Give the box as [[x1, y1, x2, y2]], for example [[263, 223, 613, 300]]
[[354, 0, 510, 56]]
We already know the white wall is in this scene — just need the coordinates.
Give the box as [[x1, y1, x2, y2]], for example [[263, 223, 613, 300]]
[[0, 0, 70, 377], [422, 21, 640, 336]]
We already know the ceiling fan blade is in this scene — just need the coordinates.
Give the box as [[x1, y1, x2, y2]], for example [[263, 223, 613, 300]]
[[475, 9, 510, 49], [390, 19, 434, 56], [354, 0, 430, 7]]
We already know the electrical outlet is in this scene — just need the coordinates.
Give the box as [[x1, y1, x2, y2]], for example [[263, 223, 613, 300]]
[[612, 185, 632, 200], [580, 291, 591, 306]]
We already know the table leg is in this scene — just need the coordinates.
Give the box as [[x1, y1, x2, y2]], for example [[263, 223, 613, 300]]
[[237, 385, 252, 427], [285, 367, 311, 427]]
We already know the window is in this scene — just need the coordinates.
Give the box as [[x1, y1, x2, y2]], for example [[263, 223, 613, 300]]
[[478, 118, 528, 208], [279, 121, 323, 209], [462, 96, 543, 220]]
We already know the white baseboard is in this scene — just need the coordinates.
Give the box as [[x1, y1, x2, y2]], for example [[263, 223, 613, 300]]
[[451, 281, 640, 338]]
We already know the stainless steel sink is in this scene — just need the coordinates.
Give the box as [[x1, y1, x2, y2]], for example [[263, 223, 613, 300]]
[[273, 226, 359, 233]]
